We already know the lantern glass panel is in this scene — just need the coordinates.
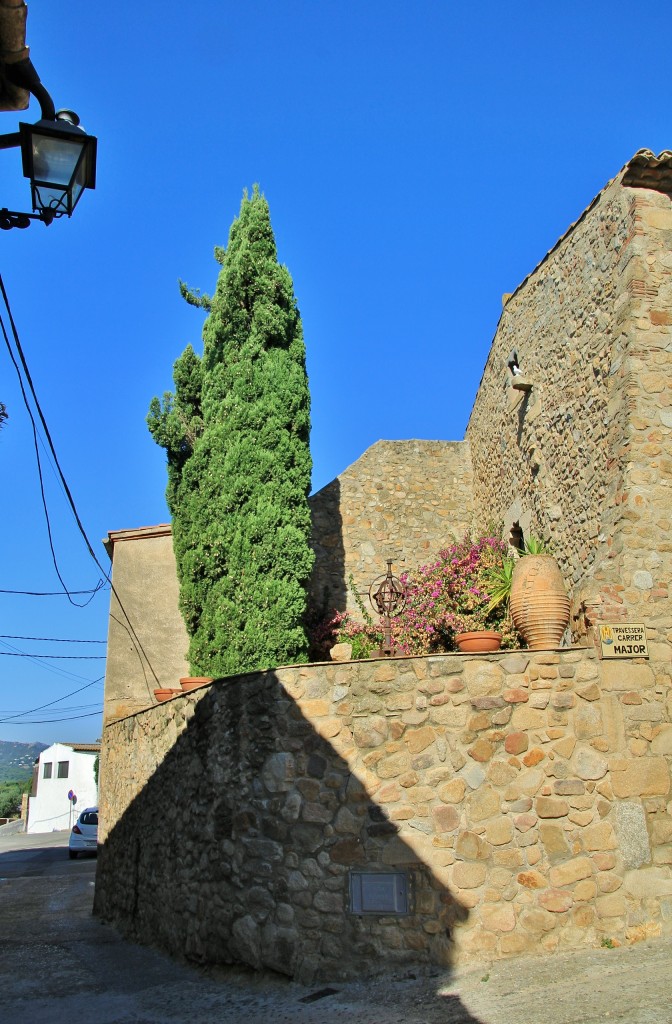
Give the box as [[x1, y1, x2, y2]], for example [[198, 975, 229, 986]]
[[31, 183, 69, 215], [31, 133, 86, 188], [71, 155, 88, 210]]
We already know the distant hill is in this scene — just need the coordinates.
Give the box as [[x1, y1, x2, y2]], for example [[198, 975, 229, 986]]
[[0, 740, 47, 782]]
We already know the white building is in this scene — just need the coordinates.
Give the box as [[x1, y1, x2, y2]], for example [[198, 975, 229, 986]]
[[27, 742, 99, 834]]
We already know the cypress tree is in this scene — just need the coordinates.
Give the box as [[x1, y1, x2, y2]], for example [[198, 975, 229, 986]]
[[148, 187, 314, 676]]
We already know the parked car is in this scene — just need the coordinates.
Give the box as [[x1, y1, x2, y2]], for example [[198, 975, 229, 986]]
[[68, 806, 98, 858]]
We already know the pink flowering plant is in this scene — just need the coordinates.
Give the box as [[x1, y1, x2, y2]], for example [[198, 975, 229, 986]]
[[310, 534, 521, 658], [391, 533, 520, 654]]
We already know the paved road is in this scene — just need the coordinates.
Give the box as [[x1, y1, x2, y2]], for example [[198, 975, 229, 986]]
[[2, 829, 672, 1023]]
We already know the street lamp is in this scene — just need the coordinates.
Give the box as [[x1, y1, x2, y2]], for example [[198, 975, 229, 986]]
[[20, 110, 96, 221], [0, 56, 96, 229]]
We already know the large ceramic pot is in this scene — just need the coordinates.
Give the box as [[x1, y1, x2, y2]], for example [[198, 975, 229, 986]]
[[509, 554, 570, 650], [455, 630, 502, 653]]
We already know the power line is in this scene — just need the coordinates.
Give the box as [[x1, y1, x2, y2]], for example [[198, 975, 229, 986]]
[[0, 676, 104, 724], [0, 274, 110, 585], [0, 703, 101, 714], [0, 307, 92, 606], [0, 638, 104, 685], [0, 652, 106, 659], [0, 273, 159, 696], [0, 635, 106, 644], [0, 704, 102, 720], [3, 710, 102, 725], [0, 584, 107, 597]]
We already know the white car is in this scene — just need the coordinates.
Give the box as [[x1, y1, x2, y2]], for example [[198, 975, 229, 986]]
[[68, 806, 98, 858]]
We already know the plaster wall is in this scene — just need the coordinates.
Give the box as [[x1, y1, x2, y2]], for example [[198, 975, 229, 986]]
[[27, 743, 97, 834], [103, 525, 190, 723], [95, 649, 672, 981]]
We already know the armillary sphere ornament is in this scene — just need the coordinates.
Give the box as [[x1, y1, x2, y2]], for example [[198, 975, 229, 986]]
[[368, 559, 407, 656]]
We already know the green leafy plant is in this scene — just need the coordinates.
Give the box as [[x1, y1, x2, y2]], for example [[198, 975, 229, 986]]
[[348, 573, 375, 628], [523, 535, 550, 555], [484, 555, 516, 614], [0, 777, 30, 819]]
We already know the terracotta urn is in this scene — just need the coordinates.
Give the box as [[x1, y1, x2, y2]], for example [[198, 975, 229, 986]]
[[509, 554, 570, 650], [454, 630, 502, 653], [179, 676, 213, 692]]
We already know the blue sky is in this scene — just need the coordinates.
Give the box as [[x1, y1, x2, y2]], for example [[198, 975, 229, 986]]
[[0, 1, 669, 744]]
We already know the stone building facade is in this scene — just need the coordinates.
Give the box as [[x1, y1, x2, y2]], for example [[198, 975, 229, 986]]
[[97, 150, 672, 977], [466, 152, 671, 678]]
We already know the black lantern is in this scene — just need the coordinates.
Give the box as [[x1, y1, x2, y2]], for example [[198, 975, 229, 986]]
[[19, 110, 97, 221], [0, 54, 97, 230]]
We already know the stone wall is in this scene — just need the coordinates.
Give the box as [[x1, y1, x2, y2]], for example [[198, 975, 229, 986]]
[[95, 647, 672, 981], [593, 188, 672, 678], [465, 168, 671, 678], [308, 439, 474, 616], [467, 177, 631, 600]]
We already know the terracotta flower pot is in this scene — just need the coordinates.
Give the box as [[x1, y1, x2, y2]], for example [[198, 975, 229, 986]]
[[179, 676, 213, 692], [509, 554, 570, 650], [455, 630, 502, 653], [153, 688, 179, 703]]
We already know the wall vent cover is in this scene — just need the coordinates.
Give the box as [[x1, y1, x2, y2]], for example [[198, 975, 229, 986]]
[[349, 871, 408, 914]]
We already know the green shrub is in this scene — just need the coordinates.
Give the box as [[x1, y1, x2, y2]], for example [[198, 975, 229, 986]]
[[149, 188, 314, 676]]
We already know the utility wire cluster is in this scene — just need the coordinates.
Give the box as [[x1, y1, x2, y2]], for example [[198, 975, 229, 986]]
[[0, 273, 161, 726]]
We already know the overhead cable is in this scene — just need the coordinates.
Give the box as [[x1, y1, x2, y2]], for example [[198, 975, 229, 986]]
[[0, 675, 104, 724], [0, 637, 103, 684], [3, 710, 102, 724], [0, 652, 106, 659], [0, 583, 107, 597], [0, 306, 97, 607], [0, 274, 158, 696], [0, 635, 106, 643]]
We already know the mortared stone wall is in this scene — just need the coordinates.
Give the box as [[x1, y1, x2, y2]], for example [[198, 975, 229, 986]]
[[95, 647, 672, 981]]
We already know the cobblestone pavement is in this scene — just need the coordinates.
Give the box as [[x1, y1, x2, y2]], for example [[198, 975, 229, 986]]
[[2, 831, 671, 1023]]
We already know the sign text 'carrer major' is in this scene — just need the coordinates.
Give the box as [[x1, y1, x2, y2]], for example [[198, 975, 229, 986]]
[[599, 623, 649, 659]]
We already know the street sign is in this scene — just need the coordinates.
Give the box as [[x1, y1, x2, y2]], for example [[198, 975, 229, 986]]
[[599, 623, 648, 659]]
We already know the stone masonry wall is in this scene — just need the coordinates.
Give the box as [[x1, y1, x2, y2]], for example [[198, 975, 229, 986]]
[[586, 188, 671, 681], [96, 648, 672, 982], [466, 173, 671, 681], [467, 176, 633, 610], [308, 439, 474, 617]]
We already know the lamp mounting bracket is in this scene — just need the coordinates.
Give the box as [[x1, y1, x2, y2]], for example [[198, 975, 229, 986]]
[[0, 206, 55, 230]]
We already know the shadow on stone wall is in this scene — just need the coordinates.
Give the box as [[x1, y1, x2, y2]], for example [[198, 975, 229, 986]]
[[309, 477, 347, 619], [94, 672, 481, 1018]]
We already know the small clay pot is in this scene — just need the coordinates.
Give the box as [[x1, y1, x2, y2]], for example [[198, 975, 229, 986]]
[[153, 688, 178, 703], [454, 630, 503, 653], [179, 676, 214, 692]]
